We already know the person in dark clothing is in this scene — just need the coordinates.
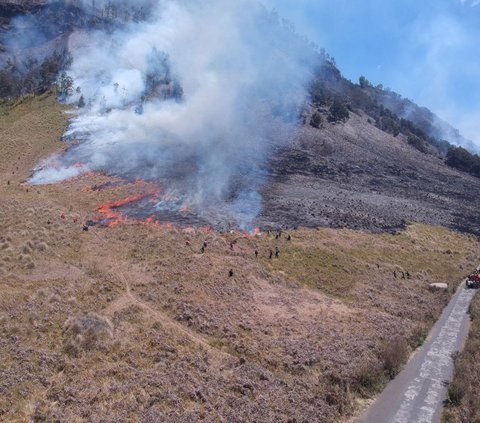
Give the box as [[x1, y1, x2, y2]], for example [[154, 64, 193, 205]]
[[229, 269, 234, 277], [203, 241, 207, 248], [406, 271, 411, 279], [287, 234, 291, 241], [275, 247, 280, 258], [255, 249, 258, 258], [401, 272, 405, 280], [269, 249, 273, 259], [200, 246, 205, 254], [83, 225, 89, 232]]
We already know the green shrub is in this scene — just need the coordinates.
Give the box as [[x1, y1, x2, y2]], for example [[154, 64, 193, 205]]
[[328, 99, 349, 123], [408, 135, 428, 153]]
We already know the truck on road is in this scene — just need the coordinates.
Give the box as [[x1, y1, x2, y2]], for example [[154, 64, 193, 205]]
[[466, 271, 480, 289]]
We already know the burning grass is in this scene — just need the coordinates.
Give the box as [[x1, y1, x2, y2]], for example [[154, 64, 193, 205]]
[[1, 194, 478, 422], [1, 90, 479, 422], [90, 189, 217, 230]]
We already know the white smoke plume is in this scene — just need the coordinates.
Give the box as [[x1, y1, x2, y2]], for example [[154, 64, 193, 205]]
[[30, 0, 318, 229]]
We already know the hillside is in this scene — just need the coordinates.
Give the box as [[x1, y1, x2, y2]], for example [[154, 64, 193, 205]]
[[261, 107, 480, 235], [1, 1, 479, 237], [1, 2, 480, 422], [0, 94, 479, 422]]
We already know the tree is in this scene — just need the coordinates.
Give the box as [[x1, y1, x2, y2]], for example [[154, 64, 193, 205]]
[[57, 72, 73, 98], [359, 75, 371, 88], [310, 111, 322, 128], [407, 135, 428, 153], [446, 146, 480, 177], [328, 99, 349, 123]]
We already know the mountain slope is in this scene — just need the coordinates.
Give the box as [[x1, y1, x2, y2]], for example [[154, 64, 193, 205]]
[[260, 109, 480, 235], [0, 1, 479, 237]]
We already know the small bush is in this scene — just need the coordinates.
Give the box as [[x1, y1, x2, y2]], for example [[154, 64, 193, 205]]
[[380, 335, 409, 379], [310, 111, 322, 128], [36, 242, 48, 252], [410, 324, 429, 348], [323, 374, 354, 415], [408, 135, 428, 154], [328, 99, 349, 123], [447, 382, 464, 406], [63, 313, 114, 357], [355, 359, 385, 396]]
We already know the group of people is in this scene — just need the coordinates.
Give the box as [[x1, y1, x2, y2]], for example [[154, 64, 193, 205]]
[[192, 229, 293, 277], [393, 270, 410, 279]]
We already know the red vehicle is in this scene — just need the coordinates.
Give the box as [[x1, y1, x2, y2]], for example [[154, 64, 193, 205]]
[[466, 272, 480, 289]]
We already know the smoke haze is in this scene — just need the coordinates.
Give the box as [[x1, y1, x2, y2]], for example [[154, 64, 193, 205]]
[[30, 0, 317, 229]]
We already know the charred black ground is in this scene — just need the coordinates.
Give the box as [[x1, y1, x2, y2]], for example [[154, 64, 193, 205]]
[[1, 0, 480, 237], [257, 113, 480, 236]]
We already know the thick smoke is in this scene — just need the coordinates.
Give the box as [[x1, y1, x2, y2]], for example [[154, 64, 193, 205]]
[[31, 0, 317, 229]]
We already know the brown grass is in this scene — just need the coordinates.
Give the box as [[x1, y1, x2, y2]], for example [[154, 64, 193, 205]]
[[0, 93, 478, 422]]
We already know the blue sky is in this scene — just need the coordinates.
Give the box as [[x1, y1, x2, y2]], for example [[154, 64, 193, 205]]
[[270, 0, 480, 145]]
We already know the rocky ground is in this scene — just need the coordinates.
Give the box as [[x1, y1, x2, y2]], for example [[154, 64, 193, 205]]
[[0, 94, 479, 422]]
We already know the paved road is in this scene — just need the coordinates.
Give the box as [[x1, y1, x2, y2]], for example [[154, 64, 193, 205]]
[[356, 281, 476, 423]]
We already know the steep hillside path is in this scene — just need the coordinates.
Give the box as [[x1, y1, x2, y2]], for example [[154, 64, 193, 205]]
[[355, 279, 477, 423]]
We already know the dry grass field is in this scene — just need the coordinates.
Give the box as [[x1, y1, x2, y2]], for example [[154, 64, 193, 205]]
[[0, 94, 478, 422]]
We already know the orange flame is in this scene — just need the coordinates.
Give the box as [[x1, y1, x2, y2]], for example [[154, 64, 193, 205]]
[[93, 189, 220, 233]]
